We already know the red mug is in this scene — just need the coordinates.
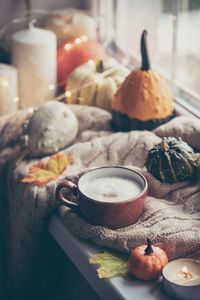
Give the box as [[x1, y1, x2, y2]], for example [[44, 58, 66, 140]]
[[56, 166, 148, 228]]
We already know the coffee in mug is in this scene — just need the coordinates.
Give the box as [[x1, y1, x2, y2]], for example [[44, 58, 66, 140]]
[[80, 172, 143, 202], [56, 166, 148, 228]]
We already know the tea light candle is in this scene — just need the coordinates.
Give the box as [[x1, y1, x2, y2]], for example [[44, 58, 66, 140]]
[[162, 258, 200, 300], [0, 63, 19, 115], [11, 24, 57, 109]]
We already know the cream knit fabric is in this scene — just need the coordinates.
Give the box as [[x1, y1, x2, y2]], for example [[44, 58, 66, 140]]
[[1, 105, 200, 298]]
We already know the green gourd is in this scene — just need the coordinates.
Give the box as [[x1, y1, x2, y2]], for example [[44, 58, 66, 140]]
[[145, 137, 197, 183]]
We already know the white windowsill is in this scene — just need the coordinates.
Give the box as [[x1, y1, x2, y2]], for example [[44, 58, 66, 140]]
[[48, 214, 172, 300]]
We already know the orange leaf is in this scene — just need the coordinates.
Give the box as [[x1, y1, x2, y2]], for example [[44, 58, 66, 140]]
[[21, 152, 73, 186]]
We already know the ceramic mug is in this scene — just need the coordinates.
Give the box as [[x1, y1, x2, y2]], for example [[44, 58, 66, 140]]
[[56, 166, 148, 228]]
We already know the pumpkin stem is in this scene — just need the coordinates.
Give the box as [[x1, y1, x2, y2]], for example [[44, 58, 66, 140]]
[[161, 138, 169, 152], [96, 60, 104, 73], [141, 30, 151, 71], [145, 238, 153, 255]]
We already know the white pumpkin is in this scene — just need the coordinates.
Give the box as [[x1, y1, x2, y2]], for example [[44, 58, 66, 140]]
[[65, 59, 129, 112], [21, 101, 78, 157]]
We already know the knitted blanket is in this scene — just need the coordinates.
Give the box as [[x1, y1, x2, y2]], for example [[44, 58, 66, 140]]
[[1, 104, 200, 299]]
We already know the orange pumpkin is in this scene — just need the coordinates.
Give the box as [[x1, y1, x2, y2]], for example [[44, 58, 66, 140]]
[[112, 30, 175, 131], [57, 35, 107, 87], [128, 238, 168, 280]]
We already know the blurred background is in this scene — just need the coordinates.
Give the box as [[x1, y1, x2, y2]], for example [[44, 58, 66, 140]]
[[0, 0, 199, 111]]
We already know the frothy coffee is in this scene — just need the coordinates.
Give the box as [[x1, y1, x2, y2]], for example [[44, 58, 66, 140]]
[[80, 176, 142, 202]]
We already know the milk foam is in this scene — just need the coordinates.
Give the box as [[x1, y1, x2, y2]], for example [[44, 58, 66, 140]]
[[80, 176, 142, 202]]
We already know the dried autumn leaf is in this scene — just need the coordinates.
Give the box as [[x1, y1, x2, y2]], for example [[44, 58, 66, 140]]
[[21, 152, 73, 186], [89, 250, 129, 279]]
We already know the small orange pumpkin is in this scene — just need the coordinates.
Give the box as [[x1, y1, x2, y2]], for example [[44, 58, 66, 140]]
[[128, 238, 168, 280], [112, 30, 175, 131]]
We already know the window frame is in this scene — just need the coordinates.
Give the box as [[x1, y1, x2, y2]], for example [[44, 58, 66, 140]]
[[94, 0, 200, 119]]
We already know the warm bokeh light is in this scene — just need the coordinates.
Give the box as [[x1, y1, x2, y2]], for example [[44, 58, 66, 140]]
[[65, 91, 71, 97], [88, 60, 95, 66], [48, 84, 55, 90], [64, 43, 72, 51], [28, 107, 34, 113], [12, 96, 19, 103], [75, 38, 82, 44], [81, 35, 88, 42], [1, 79, 9, 87]]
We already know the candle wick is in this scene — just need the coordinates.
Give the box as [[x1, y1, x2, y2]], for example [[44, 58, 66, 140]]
[[176, 270, 193, 281], [24, 0, 32, 29], [28, 19, 36, 29]]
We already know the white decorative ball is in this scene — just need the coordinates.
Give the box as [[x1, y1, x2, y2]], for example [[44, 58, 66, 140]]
[[21, 101, 78, 157]]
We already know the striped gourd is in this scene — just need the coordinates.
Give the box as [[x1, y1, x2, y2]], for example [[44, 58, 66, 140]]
[[145, 137, 197, 183]]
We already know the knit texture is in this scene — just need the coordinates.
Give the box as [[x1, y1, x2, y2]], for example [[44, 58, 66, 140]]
[[1, 105, 200, 298]]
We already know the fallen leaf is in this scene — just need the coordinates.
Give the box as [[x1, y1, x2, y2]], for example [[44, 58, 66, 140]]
[[89, 250, 129, 279], [21, 152, 73, 186]]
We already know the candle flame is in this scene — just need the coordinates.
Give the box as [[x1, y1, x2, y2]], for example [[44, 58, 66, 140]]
[[176, 266, 193, 281], [182, 266, 188, 273]]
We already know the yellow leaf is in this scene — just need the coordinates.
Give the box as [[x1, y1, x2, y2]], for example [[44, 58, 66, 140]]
[[47, 153, 73, 175], [89, 250, 129, 279], [21, 152, 73, 186]]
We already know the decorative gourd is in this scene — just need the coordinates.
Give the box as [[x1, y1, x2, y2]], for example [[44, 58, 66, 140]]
[[65, 59, 129, 111], [145, 137, 197, 183], [112, 30, 175, 131], [128, 238, 168, 281], [21, 101, 78, 157], [57, 36, 107, 87]]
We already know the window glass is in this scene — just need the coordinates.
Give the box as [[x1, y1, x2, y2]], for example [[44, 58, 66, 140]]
[[97, 0, 200, 111], [175, 1, 200, 95]]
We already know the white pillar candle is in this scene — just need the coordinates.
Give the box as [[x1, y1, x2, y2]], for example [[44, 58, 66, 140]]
[[11, 26, 57, 109], [0, 63, 19, 115]]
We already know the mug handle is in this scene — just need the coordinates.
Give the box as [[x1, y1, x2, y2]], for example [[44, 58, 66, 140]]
[[56, 180, 79, 209]]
